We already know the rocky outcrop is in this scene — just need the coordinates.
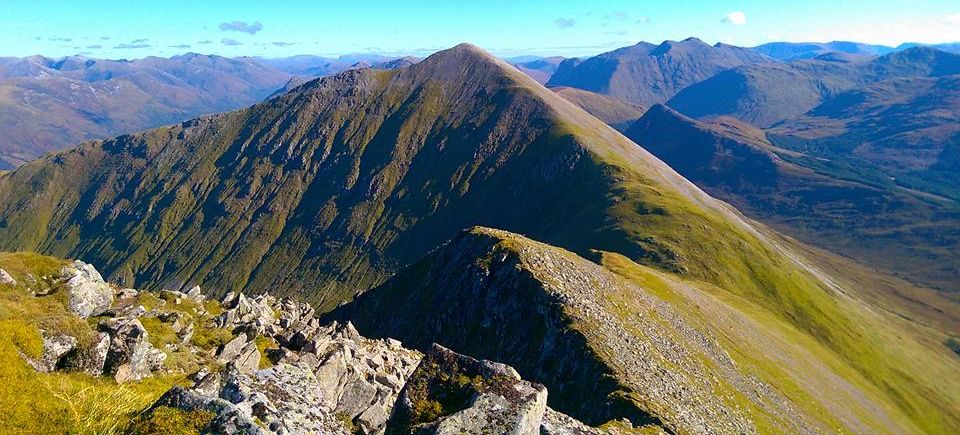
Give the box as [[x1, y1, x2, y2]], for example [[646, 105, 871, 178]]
[[13, 255, 604, 434], [147, 300, 600, 435], [215, 292, 277, 336], [60, 260, 113, 318], [387, 344, 547, 435], [99, 317, 166, 382]]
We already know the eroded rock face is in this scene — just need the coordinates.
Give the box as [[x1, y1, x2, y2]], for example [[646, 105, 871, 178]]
[[216, 335, 261, 374], [98, 317, 166, 382], [387, 344, 548, 435], [60, 260, 113, 318], [298, 321, 422, 433]]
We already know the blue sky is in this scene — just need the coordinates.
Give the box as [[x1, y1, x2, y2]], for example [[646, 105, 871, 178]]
[[1, 0, 959, 59]]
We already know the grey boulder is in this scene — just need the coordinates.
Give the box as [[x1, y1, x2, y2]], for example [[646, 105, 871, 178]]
[[60, 260, 114, 318]]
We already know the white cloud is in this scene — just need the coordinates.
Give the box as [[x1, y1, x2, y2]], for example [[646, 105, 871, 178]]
[[723, 12, 747, 26], [944, 14, 960, 25]]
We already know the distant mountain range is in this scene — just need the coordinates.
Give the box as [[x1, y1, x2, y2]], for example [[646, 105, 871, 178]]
[[547, 37, 772, 107], [668, 46, 960, 127], [0, 53, 292, 168], [528, 40, 960, 294], [625, 104, 960, 292], [753, 40, 960, 60]]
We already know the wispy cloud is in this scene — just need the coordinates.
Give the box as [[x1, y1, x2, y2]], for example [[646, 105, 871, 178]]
[[221, 38, 243, 46], [49, 37, 72, 42], [723, 12, 747, 25], [100, 36, 111, 41], [636, 17, 651, 24], [271, 41, 295, 47], [169, 44, 191, 49], [554, 18, 576, 29], [219, 21, 262, 35], [131, 38, 149, 43], [114, 43, 151, 49], [197, 40, 213, 45], [85, 44, 102, 49], [605, 12, 628, 20]]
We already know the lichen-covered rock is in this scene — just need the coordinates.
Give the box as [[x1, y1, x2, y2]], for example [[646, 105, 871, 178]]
[[22, 332, 77, 372], [60, 260, 113, 318], [387, 344, 547, 435], [215, 293, 277, 335], [152, 363, 349, 434], [0, 268, 16, 286], [149, 386, 268, 435], [98, 317, 166, 382]]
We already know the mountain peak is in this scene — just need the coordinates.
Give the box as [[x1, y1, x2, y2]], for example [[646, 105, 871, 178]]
[[428, 42, 503, 64], [651, 37, 711, 55]]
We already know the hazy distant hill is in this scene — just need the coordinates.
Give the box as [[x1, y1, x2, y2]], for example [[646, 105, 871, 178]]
[[256, 54, 417, 77], [0, 53, 292, 168], [668, 46, 960, 127], [509, 56, 565, 84], [546, 38, 771, 107], [770, 74, 960, 202], [625, 104, 960, 292], [751, 41, 895, 60]]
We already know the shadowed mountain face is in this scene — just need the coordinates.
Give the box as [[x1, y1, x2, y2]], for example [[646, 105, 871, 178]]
[[546, 38, 771, 107], [668, 47, 960, 127], [0, 44, 959, 432], [0, 54, 293, 169], [625, 104, 960, 294]]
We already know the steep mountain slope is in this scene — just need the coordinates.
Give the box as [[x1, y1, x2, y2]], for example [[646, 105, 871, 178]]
[[769, 75, 960, 202], [0, 43, 787, 312], [751, 41, 893, 60], [546, 38, 771, 107], [550, 86, 645, 130], [0, 44, 958, 432], [334, 227, 960, 432], [0, 54, 291, 168], [668, 47, 960, 127], [624, 104, 960, 294]]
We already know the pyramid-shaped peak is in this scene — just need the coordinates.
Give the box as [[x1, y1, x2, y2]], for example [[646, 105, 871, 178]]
[[426, 43, 503, 64]]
